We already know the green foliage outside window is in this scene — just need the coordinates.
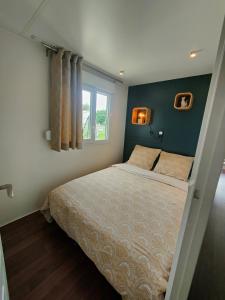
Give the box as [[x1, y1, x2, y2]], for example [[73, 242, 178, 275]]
[[96, 110, 107, 125]]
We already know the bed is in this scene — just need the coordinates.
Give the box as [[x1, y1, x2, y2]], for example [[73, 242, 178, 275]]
[[42, 163, 187, 300]]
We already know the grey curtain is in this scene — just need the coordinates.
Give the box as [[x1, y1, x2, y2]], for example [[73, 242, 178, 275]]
[[50, 48, 83, 151]]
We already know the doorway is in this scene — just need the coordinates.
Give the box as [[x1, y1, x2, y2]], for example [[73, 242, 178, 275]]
[[189, 165, 225, 299]]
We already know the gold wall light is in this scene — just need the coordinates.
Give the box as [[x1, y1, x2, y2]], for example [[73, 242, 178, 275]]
[[131, 107, 151, 125]]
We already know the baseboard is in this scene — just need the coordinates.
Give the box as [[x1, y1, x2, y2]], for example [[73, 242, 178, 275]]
[[0, 209, 40, 228]]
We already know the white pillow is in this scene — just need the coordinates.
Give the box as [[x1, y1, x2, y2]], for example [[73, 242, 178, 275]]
[[128, 145, 161, 170], [154, 151, 194, 181]]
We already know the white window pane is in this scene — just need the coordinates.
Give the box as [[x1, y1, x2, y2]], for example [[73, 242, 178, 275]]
[[95, 93, 108, 141], [82, 90, 91, 139]]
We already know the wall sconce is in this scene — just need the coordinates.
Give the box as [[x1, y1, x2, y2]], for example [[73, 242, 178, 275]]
[[150, 126, 164, 142], [158, 130, 164, 137], [0, 184, 14, 198], [132, 107, 151, 125]]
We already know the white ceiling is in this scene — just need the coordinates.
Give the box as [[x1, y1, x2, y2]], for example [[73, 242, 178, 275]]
[[0, 0, 225, 85]]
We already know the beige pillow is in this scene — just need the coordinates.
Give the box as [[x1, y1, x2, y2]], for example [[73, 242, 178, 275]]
[[128, 145, 161, 170], [154, 151, 194, 181]]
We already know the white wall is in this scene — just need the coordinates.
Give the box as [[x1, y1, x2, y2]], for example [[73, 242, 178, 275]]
[[0, 28, 128, 226]]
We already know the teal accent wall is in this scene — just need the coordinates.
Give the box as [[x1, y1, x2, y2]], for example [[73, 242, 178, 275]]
[[123, 74, 211, 161]]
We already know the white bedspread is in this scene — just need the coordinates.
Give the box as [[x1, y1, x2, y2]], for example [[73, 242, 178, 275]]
[[42, 163, 187, 300]]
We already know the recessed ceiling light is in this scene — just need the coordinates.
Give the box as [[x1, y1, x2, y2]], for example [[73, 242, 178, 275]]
[[190, 51, 197, 58], [189, 49, 203, 59], [119, 70, 125, 76]]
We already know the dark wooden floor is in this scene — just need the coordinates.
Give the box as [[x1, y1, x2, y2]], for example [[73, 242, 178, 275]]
[[2, 172, 225, 300], [189, 171, 225, 300], [0, 212, 121, 300]]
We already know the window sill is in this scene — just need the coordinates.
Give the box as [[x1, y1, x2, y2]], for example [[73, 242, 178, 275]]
[[83, 139, 110, 146]]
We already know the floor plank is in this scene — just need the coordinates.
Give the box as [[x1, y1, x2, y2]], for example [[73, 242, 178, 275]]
[[188, 171, 225, 300], [0, 212, 121, 300]]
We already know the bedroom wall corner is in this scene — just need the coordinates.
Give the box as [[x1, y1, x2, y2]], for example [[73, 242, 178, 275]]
[[0, 28, 128, 226]]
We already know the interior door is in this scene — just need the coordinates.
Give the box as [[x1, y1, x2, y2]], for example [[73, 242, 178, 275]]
[[165, 17, 225, 300]]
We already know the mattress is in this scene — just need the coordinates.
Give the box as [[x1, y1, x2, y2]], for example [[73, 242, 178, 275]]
[[42, 163, 187, 300]]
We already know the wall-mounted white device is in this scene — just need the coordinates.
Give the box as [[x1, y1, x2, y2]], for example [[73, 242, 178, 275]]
[[45, 130, 51, 141]]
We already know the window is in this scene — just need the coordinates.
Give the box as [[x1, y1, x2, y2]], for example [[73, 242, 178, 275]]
[[82, 90, 91, 140], [82, 86, 110, 142]]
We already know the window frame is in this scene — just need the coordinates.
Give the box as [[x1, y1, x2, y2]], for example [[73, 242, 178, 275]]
[[82, 84, 111, 144]]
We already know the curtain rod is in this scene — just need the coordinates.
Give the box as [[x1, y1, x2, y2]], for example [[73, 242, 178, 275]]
[[41, 41, 57, 52], [36, 39, 124, 84]]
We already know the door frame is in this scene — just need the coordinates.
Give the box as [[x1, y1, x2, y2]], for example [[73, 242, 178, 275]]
[[165, 17, 225, 300]]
